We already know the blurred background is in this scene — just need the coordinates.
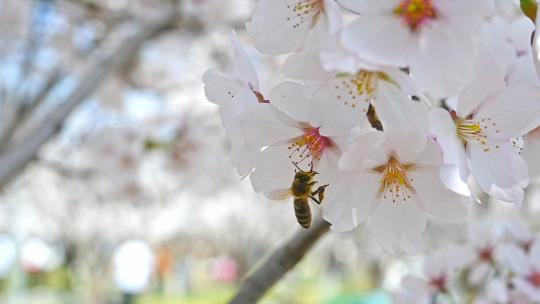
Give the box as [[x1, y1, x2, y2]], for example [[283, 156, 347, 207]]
[[0, 1, 539, 304]]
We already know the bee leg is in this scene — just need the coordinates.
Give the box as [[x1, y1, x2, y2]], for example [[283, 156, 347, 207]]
[[311, 184, 329, 204], [308, 181, 317, 186], [309, 196, 322, 205]]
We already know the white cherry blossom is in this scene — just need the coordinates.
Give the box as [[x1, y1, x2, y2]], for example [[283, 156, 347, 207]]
[[246, 80, 361, 196], [430, 54, 540, 207], [500, 237, 540, 302], [246, 0, 342, 55], [323, 84, 468, 255], [203, 33, 270, 176], [340, 0, 495, 97]]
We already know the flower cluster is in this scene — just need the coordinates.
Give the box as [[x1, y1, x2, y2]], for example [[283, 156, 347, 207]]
[[204, 0, 540, 254], [392, 218, 540, 304]]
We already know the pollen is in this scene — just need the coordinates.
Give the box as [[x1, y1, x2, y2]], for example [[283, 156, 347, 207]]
[[334, 70, 385, 111], [288, 127, 330, 165], [373, 156, 415, 203], [286, 0, 324, 29], [454, 115, 500, 152], [394, 0, 437, 32]]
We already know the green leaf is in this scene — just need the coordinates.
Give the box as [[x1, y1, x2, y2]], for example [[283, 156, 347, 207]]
[[521, 0, 538, 24]]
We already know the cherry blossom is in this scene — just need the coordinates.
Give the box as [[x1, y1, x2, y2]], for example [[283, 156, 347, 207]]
[[246, 80, 360, 196], [501, 237, 540, 302], [322, 84, 468, 254], [430, 54, 540, 207], [246, 0, 342, 55], [340, 0, 495, 97], [203, 33, 269, 176]]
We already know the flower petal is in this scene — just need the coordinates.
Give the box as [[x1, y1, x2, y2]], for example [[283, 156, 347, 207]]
[[245, 0, 313, 55], [476, 83, 540, 139], [467, 140, 529, 196], [410, 167, 469, 221], [339, 131, 389, 172], [337, 0, 397, 14], [250, 145, 296, 193], [269, 81, 310, 123], [231, 32, 260, 90], [368, 197, 426, 255], [456, 52, 506, 118], [323, 172, 380, 232], [341, 14, 411, 67], [410, 23, 476, 98], [373, 81, 430, 148]]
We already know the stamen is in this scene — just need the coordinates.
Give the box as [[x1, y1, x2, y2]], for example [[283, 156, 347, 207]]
[[454, 115, 500, 153], [288, 127, 330, 165], [334, 70, 384, 112], [373, 156, 415, 203], [394, 0, 437, 31], [286, 0, 324, 29]]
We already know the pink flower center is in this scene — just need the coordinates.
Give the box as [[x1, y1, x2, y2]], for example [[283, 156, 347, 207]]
[[394, 0, 437, 31], [429, 275, 447, 292], [528, 272, 540, 288], [288, 127, 330, 165], [478, 246, 493, 262]]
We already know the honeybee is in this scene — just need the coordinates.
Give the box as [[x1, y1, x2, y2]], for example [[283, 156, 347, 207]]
[[269, 163, 329, 229]]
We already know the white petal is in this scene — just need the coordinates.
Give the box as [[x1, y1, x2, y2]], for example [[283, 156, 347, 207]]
[[231, 32, 260, 90], [269, 81, 310, 123], [440, 165, 471, 196], [528, 237, 540, 267], [250, 145, 296, 193], [339, 131, 389, 172], [501, 243, 530, 275], [429, 108, 469, 180], [437, 0, 495, 35], [437, 0, 495, 16], [314, 147, 341, 185], [337, 0, 397, 14], [410, 167, 469, 221], [323, 0, 343, 35], [523, 131, 540, 183], [323, 172, 380, 232], [373, 81, 430, 148], [283, 50, 332, 82], [368, 198, 426, 255], [240, 104, 304, 147], [455, 52, 507, 117], [308, 78, 367, 136], [468, 262, 491, 285], [203, 69, 257, 107], [489, 184, 525, 208], [246, 0, 313, 55], [513, 277, 540, 302], [476, 83, 540, 139], [468, 141, 529, 197], [410, 24, 476, 98], [341, 14, 411, 67]]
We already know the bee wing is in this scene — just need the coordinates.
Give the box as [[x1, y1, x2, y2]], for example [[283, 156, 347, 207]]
[[265, 188, 292, 201]]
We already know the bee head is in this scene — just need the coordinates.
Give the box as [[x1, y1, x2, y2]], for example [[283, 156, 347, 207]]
[[295, 171, 311, 182]]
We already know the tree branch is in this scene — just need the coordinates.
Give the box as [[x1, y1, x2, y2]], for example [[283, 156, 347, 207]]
[[0, 10, 180, 190], [228, 217, 331, 304]]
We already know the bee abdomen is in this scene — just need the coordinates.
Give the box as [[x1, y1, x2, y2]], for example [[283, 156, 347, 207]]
[[294, 198, 311, 229]]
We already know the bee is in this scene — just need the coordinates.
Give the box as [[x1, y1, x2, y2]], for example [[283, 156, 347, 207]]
[[269, 163, 329, 229]]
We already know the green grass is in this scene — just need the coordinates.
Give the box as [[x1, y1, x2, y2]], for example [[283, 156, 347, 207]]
[[137, 284, 235, 304]]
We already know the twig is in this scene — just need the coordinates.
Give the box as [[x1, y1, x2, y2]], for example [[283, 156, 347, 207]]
[[228, 217, 331, 304], [0, 10, 180, 190]]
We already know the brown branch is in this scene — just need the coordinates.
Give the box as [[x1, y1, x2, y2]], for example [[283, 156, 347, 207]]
[[228, 217, 331, 304], [0, 10, 180, 190]]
